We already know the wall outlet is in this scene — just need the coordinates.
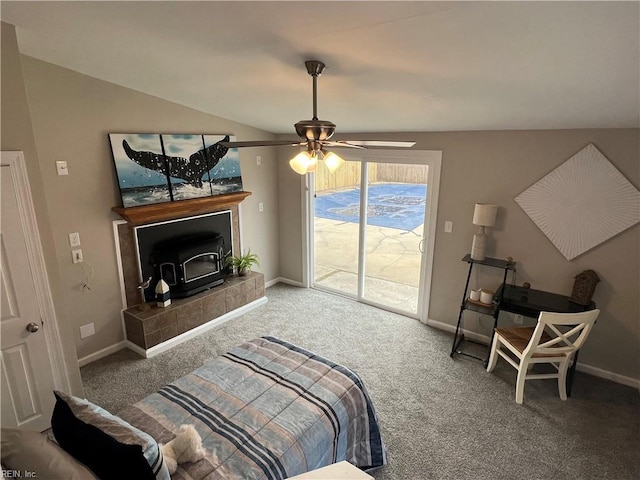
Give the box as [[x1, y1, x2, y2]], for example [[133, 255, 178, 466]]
[[80, 323, 95, 339], [69, 232, 81, 247], [514, 314, 524, 324]]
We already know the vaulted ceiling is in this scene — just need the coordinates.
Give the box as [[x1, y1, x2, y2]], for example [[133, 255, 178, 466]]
[[2, 1, 638, 134]]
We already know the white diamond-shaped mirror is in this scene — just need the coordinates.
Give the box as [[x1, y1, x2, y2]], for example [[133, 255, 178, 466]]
[[515, 143, 640, 260]]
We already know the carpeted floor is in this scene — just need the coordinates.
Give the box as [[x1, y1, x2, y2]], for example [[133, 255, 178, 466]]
[[81, 283, 639, 480]]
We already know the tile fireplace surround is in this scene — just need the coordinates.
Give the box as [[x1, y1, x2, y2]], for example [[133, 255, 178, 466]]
[[113, 193, 266, 357], [123, 271, 264, 354]]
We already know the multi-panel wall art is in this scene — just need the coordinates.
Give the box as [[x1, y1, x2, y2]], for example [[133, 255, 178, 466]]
[[109, 133, 242, 208]]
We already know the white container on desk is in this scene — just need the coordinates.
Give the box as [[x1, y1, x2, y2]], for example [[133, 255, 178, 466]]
[[480, 289, 494, 304]]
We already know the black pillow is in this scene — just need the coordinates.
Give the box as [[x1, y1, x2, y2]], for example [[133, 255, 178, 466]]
[[51, 392, 155, 480]]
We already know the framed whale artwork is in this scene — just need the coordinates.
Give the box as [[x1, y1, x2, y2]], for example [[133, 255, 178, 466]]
[[161, 134, 214, 201], [109, 133, 171, 208], [109, 133, 242, 207], [203, 134, 243, 195]]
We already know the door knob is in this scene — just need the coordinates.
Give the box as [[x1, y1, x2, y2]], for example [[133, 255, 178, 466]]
[[25, 322, 39, 333]]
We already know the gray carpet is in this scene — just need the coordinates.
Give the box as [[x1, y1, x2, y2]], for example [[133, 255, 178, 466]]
[[81, 283, 640, 480]]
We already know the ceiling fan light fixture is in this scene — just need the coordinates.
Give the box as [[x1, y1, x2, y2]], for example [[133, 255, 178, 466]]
[[323, 151, 345, 173], [306, 152, 318, 172], [289, 151, 313, 175], [289, 149, 341, 175]]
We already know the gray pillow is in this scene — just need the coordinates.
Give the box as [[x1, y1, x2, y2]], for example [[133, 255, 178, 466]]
[[1, 427, 98, 479]]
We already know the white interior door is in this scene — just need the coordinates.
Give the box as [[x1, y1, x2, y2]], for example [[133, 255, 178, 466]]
[[1, 155, 57, 431]]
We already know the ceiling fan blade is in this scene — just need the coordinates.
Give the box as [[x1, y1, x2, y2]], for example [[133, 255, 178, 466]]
[[337, 140, 417, 148], [322, 141, 366, 150], [219, 140, 304, 148]]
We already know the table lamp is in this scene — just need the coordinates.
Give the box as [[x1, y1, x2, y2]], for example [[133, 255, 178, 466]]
[[471, 203, 498, 261]]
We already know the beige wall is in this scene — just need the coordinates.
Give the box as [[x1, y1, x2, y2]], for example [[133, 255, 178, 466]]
[[16, 55, 280, 360], [277, 147, 306, 284], [1, 23, 84, 395], [278, 130, 640, 381]]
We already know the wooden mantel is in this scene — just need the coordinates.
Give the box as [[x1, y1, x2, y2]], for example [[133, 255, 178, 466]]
[[112, 191, 251, 225]]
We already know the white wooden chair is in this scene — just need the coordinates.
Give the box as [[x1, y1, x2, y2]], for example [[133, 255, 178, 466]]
[[486, 309, 600, 404]]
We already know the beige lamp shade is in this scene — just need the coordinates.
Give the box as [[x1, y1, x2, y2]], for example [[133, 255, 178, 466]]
[[472, 204, 498, 227]]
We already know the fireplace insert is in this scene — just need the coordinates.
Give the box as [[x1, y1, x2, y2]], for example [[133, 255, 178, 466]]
[[151, 233, 228, 299], [134, 211, 233, 303]]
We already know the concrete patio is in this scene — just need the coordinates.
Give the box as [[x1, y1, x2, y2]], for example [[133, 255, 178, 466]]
[[313, 217, 424, 314]]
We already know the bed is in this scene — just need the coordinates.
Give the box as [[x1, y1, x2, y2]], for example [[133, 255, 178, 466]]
[[1, 337, 385, 480], [117, 336, 386, 479]]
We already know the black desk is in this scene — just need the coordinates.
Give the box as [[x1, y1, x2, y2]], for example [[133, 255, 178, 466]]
[[496, 284, 595, 318], [494, 284, 596, 395]]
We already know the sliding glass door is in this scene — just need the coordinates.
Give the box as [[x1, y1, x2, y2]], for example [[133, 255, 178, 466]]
[[361, 163, 428, 313], [310, 150, 441, 319], [313, 160, 362, 297]]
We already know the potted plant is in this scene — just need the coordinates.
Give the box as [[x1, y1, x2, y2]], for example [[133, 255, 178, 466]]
[[226, 250, 259, 276]]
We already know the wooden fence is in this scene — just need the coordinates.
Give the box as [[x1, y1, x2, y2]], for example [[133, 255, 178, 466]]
[[375, 163, 429, 184], [315, 161, 428, 192]]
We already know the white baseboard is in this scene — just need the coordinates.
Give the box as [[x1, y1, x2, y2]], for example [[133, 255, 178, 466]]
[[270, 277, 305, 288], [425, 317, 640, 390], [575, 363, 640, 390], [78, 341, 128, 367], [127, 296, 268, 359], [425, 317, 491, 345]]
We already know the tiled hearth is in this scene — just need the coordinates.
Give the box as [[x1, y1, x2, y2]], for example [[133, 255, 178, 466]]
[[123, 271, 264, 354]]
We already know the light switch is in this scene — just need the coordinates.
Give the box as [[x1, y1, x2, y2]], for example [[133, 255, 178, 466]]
[[444, 221, 453, 233], [256, 156, 262, 166], [72, 249, 83, 263], [56, 161, 69, 176]]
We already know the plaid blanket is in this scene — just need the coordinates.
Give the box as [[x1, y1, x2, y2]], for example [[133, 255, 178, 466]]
[[120, 337, 386, 479]]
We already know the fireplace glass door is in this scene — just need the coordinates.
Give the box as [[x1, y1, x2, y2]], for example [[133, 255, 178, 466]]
[[184, 253, 220, 282]]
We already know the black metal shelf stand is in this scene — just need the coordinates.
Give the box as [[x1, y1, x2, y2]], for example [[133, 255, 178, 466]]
[[450, 254, 515, 365]]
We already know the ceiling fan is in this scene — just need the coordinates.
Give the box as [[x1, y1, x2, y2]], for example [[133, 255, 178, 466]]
[[220, 60, 416, 174]]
